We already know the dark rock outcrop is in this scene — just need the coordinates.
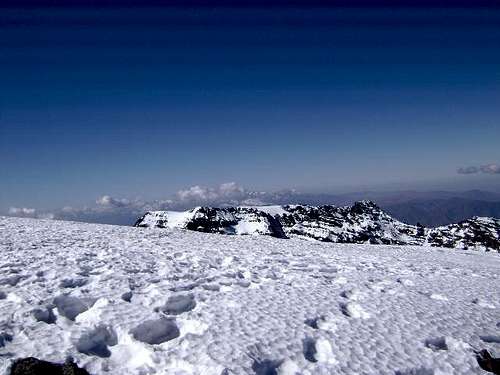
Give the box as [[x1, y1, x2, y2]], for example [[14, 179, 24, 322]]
[[476, 350, 500, 375], [10, 357, 90, 375]]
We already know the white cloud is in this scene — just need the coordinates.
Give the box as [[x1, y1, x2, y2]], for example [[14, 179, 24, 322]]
[[457, 163, 500, 175], [480, 164, 500, 174], [457, 166, 479, 175], [177, 185, 216, 201], [8, 207, 53, 220], [219, 182, 245, 196], [96, 195, 131, 208], [5, 182, 290, 226], [8, 207, 37, 216], [177, 182, 247, 204]]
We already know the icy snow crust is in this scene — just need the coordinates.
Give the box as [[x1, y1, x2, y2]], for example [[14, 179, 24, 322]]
[[0, 216, 499, 375]]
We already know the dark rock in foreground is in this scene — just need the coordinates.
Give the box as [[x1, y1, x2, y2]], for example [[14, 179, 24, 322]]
[[476, 349, 500, 375], [10, 357, 90, 375]]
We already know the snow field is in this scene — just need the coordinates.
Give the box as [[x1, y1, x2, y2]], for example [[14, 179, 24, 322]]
[[0, 216, 499, 374]]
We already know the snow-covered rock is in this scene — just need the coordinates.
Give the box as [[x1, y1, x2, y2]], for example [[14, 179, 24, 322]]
[[134, 206, 286, 238], [426, 216, 500, 251], [278, 200, 424, 245], [134, 201, 499, 251]]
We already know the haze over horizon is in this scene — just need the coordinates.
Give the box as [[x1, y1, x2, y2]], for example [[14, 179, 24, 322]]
[[1, 1, 499, 216]]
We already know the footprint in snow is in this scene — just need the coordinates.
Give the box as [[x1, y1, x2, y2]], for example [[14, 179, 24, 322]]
[[480, 335, 500, 344], [251, 358, 282, 375], [237, 280, 251, 288], [319, 266, 337, 274], [397, 278, 415, 287], [246, 344, 283, 375], [32, 306, 57, 324], [0, 332, 13, 348], [59, 277, 88, 289], [429, 293, 448, 301], [473, 298, 496, 309], [53, 295, 95, 321], [161, 294, 196, 315], [340, 288, 361, 301], [318, 267, 338, 279], [0, 275, 23, 286], [202, 283, 220, 292], [424, 337, 448, 351], [169, 282, 199, 292], [340, 302, 371, 319], [302, 337, 337, 364], [304, 316, 323, 330], [121, 291, 133, 302], [130, 318, 180, 345], [303, 337, 318, 362], [395, 368, 434, 375], [76, 324, 117, 358]]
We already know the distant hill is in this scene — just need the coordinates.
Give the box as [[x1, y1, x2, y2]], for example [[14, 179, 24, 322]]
[[383, 198, 500, 227], [252, 190, 500, 227]]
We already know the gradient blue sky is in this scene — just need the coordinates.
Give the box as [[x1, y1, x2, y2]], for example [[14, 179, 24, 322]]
[[1, 1, 499, 211]]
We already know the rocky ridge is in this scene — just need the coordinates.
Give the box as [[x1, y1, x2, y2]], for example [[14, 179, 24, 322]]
[[134, 201, 499, 251]]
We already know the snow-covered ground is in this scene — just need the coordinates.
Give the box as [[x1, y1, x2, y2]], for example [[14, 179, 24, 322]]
[[0, 216, 499, 375]]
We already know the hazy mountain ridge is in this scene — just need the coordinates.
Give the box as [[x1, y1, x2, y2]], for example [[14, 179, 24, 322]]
[[9, 189, 500, 228], [134, 201, 500, 251], [383, 197, 500, 227], [233, 190, 500, 227]]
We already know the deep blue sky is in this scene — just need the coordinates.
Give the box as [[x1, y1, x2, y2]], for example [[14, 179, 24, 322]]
[[1, 1, 499, 210]]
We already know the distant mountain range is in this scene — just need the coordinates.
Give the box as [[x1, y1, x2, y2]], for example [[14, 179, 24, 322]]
[[383, 197, 500, 227], [134, 201, 500, 251], [19, 189, 498, 228]]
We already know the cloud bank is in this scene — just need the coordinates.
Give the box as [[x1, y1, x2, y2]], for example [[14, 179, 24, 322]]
[[177, 182, 248, 206], [6, 181, 500, 227], [5, 183, 294, 226], [457, 163, 500, 175], [8, 207, 54, 220]]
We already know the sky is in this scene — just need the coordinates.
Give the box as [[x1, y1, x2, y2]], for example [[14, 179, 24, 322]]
[[1, 0, 500, 215]]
